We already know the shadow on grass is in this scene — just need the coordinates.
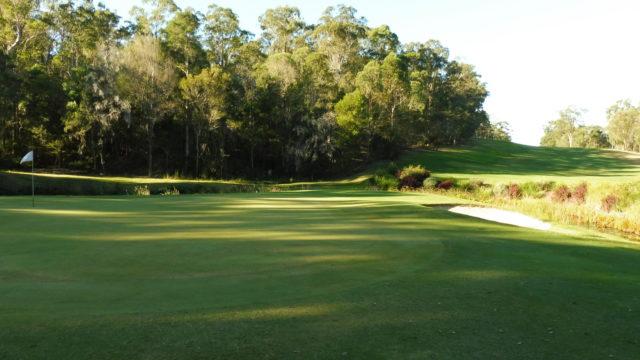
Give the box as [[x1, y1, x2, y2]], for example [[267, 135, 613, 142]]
[[401, 141, 640, 177], [1, 193, 639, 359]]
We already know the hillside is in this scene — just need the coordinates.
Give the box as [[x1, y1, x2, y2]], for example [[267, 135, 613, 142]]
[[393, 140, 640, 184], [378, 141, 640, 237]]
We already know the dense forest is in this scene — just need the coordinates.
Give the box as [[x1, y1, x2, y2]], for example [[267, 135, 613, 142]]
[[0, 0, 497, 178]]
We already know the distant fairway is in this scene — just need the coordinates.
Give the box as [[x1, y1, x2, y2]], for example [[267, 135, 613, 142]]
[[1, 191, 639, 359], [395, 141, 640, 184]]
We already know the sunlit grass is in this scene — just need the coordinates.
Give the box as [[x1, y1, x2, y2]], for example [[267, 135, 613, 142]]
[[1, 191, 639, 359]]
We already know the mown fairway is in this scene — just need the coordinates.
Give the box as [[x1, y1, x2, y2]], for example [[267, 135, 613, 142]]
[[1, 191, 639, 359], [396, 141, 640, 184]]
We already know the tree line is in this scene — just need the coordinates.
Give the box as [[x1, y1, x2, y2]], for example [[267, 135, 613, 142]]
[[541, 102, 640, 152], [0, 0, 493, 178]]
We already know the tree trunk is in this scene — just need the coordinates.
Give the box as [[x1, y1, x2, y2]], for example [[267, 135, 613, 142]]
[[91, 127, 97, 172], [184, 124, 190, 175], [250, 144, 255, 169], [195, 130, 200, 178], [147, 122, 154, 177]]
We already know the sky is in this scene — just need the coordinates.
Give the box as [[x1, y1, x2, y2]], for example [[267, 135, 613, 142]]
[[105, 0, 640, 146]]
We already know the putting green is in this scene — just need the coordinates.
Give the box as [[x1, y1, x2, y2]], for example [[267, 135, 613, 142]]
[[1, 191, 639, 359]]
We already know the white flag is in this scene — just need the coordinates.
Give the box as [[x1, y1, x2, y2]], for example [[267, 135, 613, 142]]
[[20, 151, 33, 164]]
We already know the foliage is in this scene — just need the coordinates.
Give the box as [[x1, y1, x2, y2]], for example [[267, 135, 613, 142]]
[[540, 106, 583, 148], [436, 180, 453, 190], [0, 2, 489, 179], [507, 183, 521, 199], [132, 185, 151, 196], [572, 182, 587, 204], [600, 194, 619, 212], [492, 183, 509, 197], [422, 177, 439, 189], [519, 181, 554, 199], [552, 185, 571, 203], [398, 164, 430, 182], [372, 172, 399, 190], [606, 99, 640, 152], [475, 120, 512, 141]]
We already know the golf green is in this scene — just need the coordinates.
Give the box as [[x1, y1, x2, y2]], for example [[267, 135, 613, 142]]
[[1, 191, 639, 359]]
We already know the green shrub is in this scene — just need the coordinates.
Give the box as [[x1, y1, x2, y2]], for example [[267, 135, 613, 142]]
[[385, 162, 399, 176], [468, 178, 485, 189], [423, 177, 439, 189], [160, 187, 180, 196], [398, 165, 430, 182], [520, 182, 544, 199], [132, 185, 150, 196], [373, 174, 399, 190], [492, 183, 509, 197]]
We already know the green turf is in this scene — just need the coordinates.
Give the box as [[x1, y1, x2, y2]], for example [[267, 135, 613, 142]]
[[1, 191, 639, 359], [394, 141, 640, 184]]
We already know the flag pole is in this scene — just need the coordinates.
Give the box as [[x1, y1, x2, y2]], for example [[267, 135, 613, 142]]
[[31, 151, 34, 208]]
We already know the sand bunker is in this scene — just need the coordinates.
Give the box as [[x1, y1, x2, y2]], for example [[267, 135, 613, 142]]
[[429, 205, 552, 231]]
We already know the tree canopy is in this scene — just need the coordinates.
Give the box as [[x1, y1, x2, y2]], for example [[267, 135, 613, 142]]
[[0, 1, 492, 178]]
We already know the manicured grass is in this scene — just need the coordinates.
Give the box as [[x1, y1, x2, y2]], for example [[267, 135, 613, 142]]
[[1, 191, 639, 359], [396, 141, 640, 184]]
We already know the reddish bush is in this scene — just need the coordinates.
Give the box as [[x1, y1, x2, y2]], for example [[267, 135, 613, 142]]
[[572, 183, 588, 204], [552, 185, 571, 202], [508, 184, 522, 199], [400, 175, 422, 189], [437, 180, 454, 190], [601, 194, 619, 212]]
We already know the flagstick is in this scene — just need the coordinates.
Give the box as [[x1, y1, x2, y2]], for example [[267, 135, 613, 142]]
[[31, 153, 34, 208]]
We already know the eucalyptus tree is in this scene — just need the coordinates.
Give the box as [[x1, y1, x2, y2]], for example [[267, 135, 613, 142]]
[[130, 0, 178, 37], [0, 0, 42, 53], [204, 4, 251, 67], [365, 25, 399, 61], [313, 5, 368, 91], [475, 121, 512, 142], [63, 44, 130, 172], [117, 36, 176, 176], [258, 6, 306, 54], [161, 7, 207, 77], [231, 41, 267, 171], [179, 66, 231, 177], [404, 41, 451, 146], [46, 1, 121, 75], [441, 61, 489, 144], [335, 52, 409, 159], [287, 48, 338, 174], [0, 49, 21, 158], [607, 100, 640, 151]]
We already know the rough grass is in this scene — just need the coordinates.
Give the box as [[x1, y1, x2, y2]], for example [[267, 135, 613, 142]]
[[1, 191, 639, 359], [386, 141, 640, 237]]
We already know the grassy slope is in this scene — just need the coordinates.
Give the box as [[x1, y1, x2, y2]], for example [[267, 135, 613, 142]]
[[394, 141, 640, 184], [1, 192, 639, 359], [0, 171, 267, 195]]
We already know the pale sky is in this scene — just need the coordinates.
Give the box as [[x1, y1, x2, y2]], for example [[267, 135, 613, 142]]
[[105, 0, 640, 145]]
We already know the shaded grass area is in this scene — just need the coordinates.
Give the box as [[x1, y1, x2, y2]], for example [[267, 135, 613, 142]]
[[0, 171, 370, 196], [0, 171, 271, 195], [1, 192, 639, 359], [397, 141, 640, 183]]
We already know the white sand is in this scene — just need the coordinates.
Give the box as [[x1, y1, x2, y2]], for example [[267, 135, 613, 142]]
[[442, 205, 552, 231]]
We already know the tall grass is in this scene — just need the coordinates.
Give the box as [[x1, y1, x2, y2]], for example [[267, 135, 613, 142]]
[[423, 178, 640, 238]]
